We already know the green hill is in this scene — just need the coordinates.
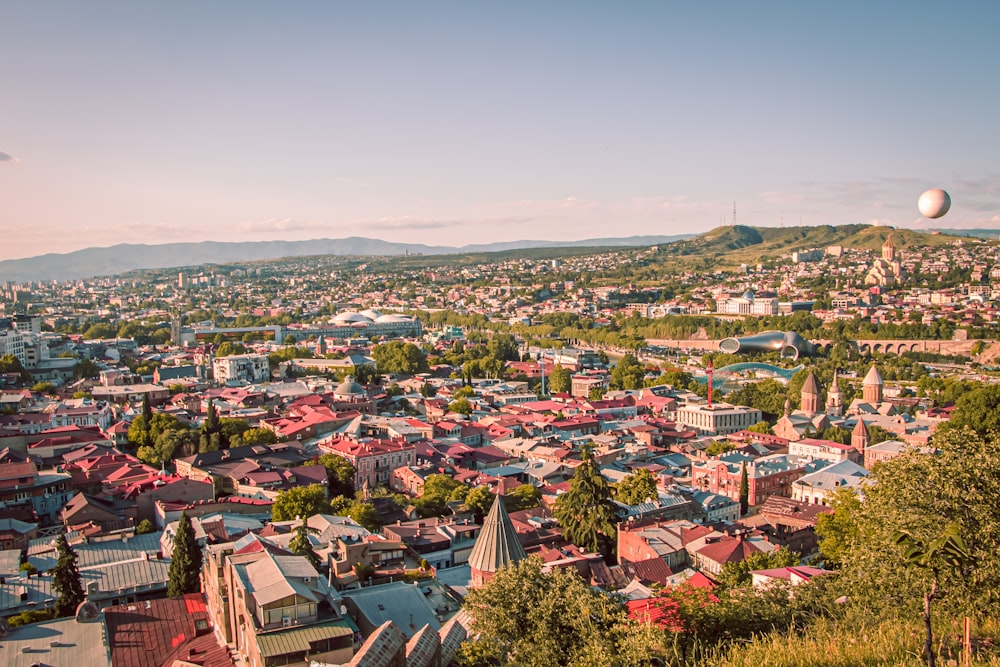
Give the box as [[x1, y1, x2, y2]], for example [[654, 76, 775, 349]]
[[662, 223, 968, 268]]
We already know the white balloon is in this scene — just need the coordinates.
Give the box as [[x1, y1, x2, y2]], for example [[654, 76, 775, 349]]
[[918, 189, 951, 219]]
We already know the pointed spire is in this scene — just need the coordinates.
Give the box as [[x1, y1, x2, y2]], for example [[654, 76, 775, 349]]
[[801, 371, 820, 416], [826, 369, 842, 416], [468, 495, 527, 587], [863, 363, 884, 404], [851, 418, 870, 452]]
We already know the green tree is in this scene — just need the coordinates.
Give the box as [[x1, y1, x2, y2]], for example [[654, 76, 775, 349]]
[[461, 556, 663, 666], [141, 392, 153, 423], [615, 468, 658, 506], [746, 420, 773, 435], [135, 519, 155, 535], [815, 487, 863, 567], [73, 357, 101, 380], [553, 446, 619, 558], [415, 474, 463, 518], [289, 521, 322, 571], [448, 397, 473, 416], [464, 485, 495, 522], [893, 523, 971, 667], [371, 341, 429, 375], [716, 547, 800, 589], [231, 426, 279, 448], [610, 354, 645, 390], [739, 461, 749, 516], [486, 333, 520, 362], [0, 353, 31, 383], [31, 381, 56, 395], [420, 382, 437, 398], [316, 454, 356, 499], [834, 426, 1000, 618], [547, 364, 572, 394], [167, 512, 203, 597], [52, 533, 85, 617], [508, 483, 540, 511], [271, 484, 332, 522], [939, 384, 1000, 438]]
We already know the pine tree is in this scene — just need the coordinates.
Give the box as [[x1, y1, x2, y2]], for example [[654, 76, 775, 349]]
[[739, 461, 749, 516], [203, 399, 219, 436], [553, 445, 619, 558], [167, 512, 203, 597], [52, 533, 85, 617]]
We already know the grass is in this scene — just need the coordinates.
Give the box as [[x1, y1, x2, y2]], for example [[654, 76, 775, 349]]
[[700, 617, 1000, 667]]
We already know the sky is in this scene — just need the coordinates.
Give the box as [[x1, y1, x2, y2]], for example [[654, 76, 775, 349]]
[[2, 1, 999, 261]]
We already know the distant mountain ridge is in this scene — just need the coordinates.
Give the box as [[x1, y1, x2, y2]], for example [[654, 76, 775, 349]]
[[0, 234, 690, 282]]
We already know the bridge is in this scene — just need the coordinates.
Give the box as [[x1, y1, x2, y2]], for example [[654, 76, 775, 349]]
[[647, 338, 988, 358], [693, 362, 805, 389]]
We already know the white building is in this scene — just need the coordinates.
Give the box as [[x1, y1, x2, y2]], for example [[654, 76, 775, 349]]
[[675, 402, 762, 435], [791, 459, 868, 506], [213, 353, 270, 384], [0, 327, 25, 365]]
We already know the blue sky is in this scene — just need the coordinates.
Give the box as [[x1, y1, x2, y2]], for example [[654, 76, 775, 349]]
[[2, 1, 998, 261]]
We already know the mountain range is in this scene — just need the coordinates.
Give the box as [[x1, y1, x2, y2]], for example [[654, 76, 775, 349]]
[[0, 234, 691, 282]]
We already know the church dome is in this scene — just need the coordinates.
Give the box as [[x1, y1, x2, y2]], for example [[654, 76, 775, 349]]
[[334, 375, 367, 399]]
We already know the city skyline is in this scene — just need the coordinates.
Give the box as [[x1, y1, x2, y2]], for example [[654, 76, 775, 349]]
[[2, 1, 999, 262]]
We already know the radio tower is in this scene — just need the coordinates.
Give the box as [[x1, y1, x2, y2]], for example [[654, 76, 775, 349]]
[[732, 202, 736, 227]]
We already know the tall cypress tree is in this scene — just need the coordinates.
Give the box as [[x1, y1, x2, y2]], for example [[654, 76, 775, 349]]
[[141, 393, 153, 423], [553, 445, 619, 558], [739, 461, 749, 516], [167, 512, 203, 597], [52, 533, 85, 617]]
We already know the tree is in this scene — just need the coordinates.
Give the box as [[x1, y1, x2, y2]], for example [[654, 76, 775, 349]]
[[31, 381, 56, 395], [167, 512, 203, 597], [272, 484, 332, 522], [615, 468, 658, 506], [461, 556, 663, 666], [463, 485, 495, 522], [135, 519, 155, 534], [52, 533, 85, 617], [716, 547, 800, 589], [833, 426, 1000, 618], [289, 521, 322, 571], [141, 393, 153, 424], [893, 523, 970, 667], [486, 333, 520, 362], [547, 364, 572, 394], [0, 353, 31, 383], [939, 384, 1000, 438], [739, 462, 749, 516], [371, 341, 429, 375], [316, 454, 356, 499], [448, 397, 472, 416], [815, 487, 862, 567], [508, 483, 540, 511], [610, 354, 645, 390], [746, 420, 773, 435], [553, 446, 619, 558], [415, 474, 463, 518], [420, 382, 437, 398]]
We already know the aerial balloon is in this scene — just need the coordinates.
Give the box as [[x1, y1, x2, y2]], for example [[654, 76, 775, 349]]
[[918, 189, 951, 219]]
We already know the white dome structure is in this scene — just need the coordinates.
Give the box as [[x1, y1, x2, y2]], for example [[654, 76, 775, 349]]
[[332, 311, 372, 324]]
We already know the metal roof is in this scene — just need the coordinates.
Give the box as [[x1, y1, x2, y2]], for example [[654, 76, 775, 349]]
[[255, 619, 355, 658]]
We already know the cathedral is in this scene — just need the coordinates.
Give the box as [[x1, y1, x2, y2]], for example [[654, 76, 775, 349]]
[[864, 235, 903, 287]]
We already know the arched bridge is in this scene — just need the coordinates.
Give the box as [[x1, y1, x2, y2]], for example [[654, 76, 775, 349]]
[[648, 338, 988, 358]]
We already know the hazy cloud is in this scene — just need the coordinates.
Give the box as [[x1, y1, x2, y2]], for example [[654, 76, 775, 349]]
[[0, 151, 14, 163]]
